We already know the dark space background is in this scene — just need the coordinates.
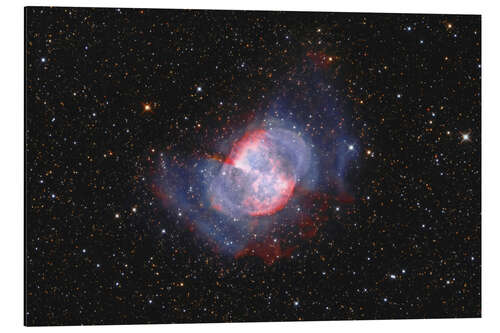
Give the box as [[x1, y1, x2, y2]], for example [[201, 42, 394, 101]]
[[25, 7, 480, 326]]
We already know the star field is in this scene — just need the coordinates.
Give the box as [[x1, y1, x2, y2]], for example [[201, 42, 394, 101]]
[[25, 7, 480, 326]]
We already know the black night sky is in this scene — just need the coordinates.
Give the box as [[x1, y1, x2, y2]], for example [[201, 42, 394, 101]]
[[25, 7, 481, 326]]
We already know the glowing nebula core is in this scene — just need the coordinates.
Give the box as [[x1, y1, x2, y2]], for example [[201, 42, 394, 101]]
[[209, 128, 311, 218]]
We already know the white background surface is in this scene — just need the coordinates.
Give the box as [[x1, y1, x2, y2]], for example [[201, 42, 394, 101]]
[[1, 0, 497, 331]]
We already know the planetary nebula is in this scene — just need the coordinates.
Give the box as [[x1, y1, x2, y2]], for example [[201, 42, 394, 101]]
[[209, 128, 311, 218], [151, 56, 360, 265], [151, 112, 359, 265]]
